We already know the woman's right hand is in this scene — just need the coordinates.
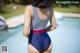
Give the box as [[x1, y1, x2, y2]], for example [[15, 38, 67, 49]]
[[23, 31, 30, 38]]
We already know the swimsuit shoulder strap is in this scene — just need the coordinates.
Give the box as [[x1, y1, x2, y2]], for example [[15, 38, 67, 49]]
[[32, 7, 38, 18]]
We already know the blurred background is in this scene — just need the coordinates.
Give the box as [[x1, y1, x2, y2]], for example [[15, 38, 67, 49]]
[[0, 0, 80, 53], [0, 0, 80, 19]]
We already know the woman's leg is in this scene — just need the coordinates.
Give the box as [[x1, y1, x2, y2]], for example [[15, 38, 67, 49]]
[[28, 44, 40, 53], [44, 43, 53, 53]]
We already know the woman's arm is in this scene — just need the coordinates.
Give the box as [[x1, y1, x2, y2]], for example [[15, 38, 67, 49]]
[[50, 15, 57, 31], [23, 5, 32, 38], [45, 9, 57, 32]]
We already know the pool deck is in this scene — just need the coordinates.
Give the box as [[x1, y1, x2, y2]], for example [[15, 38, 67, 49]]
[[62, 12, 80, 18], [6, 15, 24, 28], [6, 12, 80, 28]]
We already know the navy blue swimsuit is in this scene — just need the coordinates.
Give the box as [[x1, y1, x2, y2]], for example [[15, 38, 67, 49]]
[[29, 7, 53, 52]]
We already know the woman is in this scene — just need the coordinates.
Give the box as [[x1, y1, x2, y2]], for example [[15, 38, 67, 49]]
[[23, 0, 57, 53]]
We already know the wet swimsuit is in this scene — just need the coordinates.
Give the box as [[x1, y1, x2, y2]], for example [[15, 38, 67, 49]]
[[28, 7, 53, 52]]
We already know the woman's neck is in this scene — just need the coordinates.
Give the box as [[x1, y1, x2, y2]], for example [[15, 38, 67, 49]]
[[38, 8, 49, 13]]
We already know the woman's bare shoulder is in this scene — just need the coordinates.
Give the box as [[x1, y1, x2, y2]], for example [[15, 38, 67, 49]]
[[25, 5, 33, 12], [25, 5, 33, 16]]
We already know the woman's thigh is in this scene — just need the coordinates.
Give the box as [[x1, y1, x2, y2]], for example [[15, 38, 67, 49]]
[[28, 44, 40, 53]]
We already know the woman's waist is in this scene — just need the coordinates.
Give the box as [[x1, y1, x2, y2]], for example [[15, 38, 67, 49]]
[[30, 29, 47, 32]]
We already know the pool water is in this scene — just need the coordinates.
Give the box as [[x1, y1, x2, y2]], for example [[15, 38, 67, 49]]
[[0, 17, 80, 53]]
